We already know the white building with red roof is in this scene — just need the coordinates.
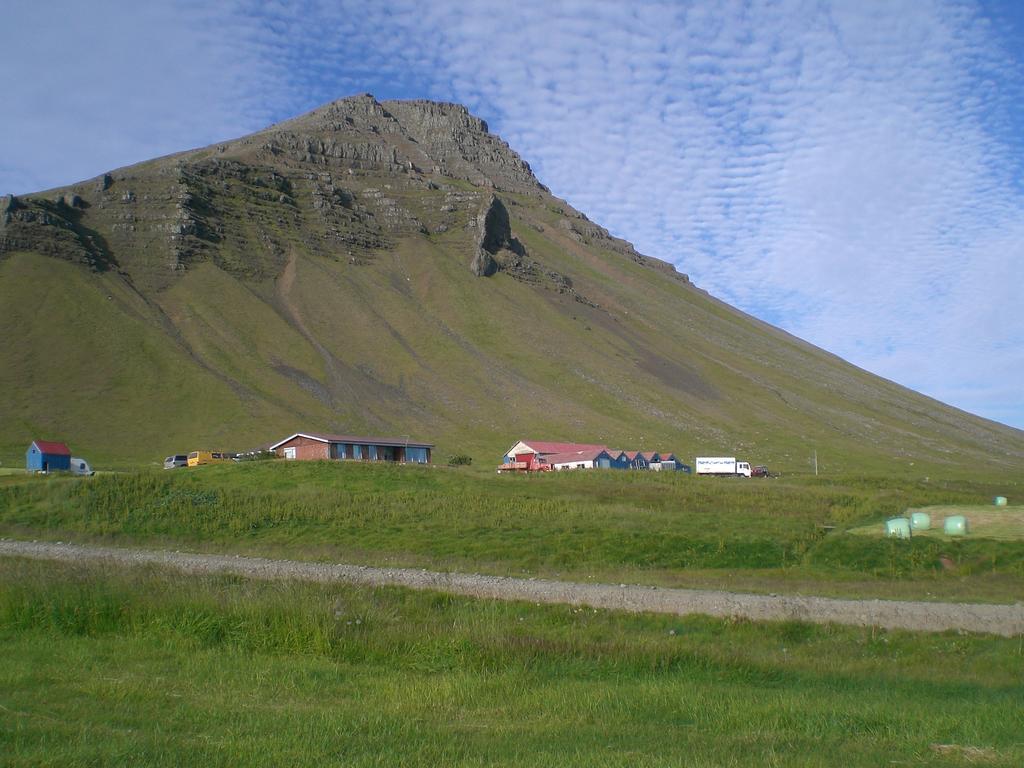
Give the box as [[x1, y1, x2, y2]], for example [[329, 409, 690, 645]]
[[546, 448, 616, 470]]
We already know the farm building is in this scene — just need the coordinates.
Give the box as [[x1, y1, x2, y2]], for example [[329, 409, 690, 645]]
[[501, 440, 607, 471], [621, 450, 649, 470], [503, 440, 606, 464], [640, 451, 661, 466], [547, 448, 616, 470], [26, 440, 71, 472], [650, 452, 690, 472], [604, 450, 631, 469], [660, 453, 691, 472], [269, 432, 432, 463]]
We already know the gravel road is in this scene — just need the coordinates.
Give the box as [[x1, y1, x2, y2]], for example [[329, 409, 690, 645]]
[[2, 539, 1022, 636]]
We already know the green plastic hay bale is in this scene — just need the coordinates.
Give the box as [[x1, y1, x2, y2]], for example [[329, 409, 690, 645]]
[[910, 512, 931, 531], [943, 515, 968, 536], [885, 517, 912, 539]]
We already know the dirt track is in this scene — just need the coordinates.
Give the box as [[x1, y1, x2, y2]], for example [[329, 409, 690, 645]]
[[2, 539, 1022, 636]]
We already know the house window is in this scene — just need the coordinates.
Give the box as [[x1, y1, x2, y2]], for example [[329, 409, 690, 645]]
[[284, 447, 296, 460], [352, 444, 363, 460], [367, 445, 378, 461], [406, 447, 427, 463]]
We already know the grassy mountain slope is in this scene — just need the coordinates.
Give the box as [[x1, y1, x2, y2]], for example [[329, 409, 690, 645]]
[[1, 94, 1021, 474]]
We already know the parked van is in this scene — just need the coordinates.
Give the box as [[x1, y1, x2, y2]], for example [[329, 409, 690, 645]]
[[70, 457, 95, 476], [187, 451, 234, 468], [164, 454, 188, 469]]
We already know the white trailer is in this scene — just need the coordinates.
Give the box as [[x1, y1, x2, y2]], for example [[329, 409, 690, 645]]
[[695, 457, 751, 477], [70, 457, 95, 476]]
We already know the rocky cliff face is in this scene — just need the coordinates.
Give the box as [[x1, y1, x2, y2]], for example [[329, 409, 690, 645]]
[[0, 93, 682, 295], [382, 100, 545, 194], [0, 193, 116, 271]]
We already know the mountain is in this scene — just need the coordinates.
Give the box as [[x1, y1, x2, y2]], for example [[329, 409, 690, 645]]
[[1, 93, 1022, 473]]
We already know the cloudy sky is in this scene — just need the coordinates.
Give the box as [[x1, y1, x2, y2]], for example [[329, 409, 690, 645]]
[[3, 0, 1022, 429]]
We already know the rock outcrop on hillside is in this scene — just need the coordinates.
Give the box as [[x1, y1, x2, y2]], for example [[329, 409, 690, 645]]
[[471, 195, 524, 277], [0, 193, 115, 271]]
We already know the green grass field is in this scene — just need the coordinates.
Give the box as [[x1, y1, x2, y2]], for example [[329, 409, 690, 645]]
[[2, 461, 1022, 602], [2, 558, 1022, 767]]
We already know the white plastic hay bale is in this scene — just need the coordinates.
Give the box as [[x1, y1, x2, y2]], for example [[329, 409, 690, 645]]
[[943, 515, 968, 536], [885, 518, 912, 539]]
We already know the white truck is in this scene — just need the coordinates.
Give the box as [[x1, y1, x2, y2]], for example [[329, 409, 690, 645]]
[[695, 457, 751, 477]]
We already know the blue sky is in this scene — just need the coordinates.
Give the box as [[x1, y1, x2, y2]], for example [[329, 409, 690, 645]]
[[3, 0, 1022, 430]]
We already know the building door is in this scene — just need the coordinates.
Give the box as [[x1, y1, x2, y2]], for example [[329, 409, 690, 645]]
[[284, 448, 296, 460]]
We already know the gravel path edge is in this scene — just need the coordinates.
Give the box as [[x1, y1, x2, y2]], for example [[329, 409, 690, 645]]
[[2, 539, 1022, 636]]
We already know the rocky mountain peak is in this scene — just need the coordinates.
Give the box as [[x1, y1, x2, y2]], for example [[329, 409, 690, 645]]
[[271, 93, 401, 135], [384, 99, 489, 136], [259, 94, 544, 195], [382, 99, 544, 195]]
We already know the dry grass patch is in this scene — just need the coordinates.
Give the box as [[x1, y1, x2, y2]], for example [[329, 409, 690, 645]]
[[930, 743, 1001, 763], [849, 505, 1024, 541]]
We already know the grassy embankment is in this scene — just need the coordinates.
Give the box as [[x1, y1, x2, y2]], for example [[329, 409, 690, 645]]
[[1, 558, 1022, 767], [1, 461, 1022, 602]]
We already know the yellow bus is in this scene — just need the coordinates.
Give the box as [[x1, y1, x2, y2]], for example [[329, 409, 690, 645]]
[[187, 451, 235, 468]]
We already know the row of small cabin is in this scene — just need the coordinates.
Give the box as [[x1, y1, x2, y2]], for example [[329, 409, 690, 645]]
[[500, 440, 688, 472]]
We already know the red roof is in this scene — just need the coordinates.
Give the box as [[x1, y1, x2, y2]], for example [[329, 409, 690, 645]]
[[517, 440, 608, 455], [640, 451, 661, 461], [32, 440, 71, 455], [545, 449, 610, 464]]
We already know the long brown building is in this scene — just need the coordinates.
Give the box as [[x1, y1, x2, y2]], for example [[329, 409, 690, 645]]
[[269, 432, 432, 464]]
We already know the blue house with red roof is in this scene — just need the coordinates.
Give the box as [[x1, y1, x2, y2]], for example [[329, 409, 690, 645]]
[[26, 440, 72, 472]]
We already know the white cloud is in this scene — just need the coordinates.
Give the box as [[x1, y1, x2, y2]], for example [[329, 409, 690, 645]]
[[2, 0, 1021, 429]]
